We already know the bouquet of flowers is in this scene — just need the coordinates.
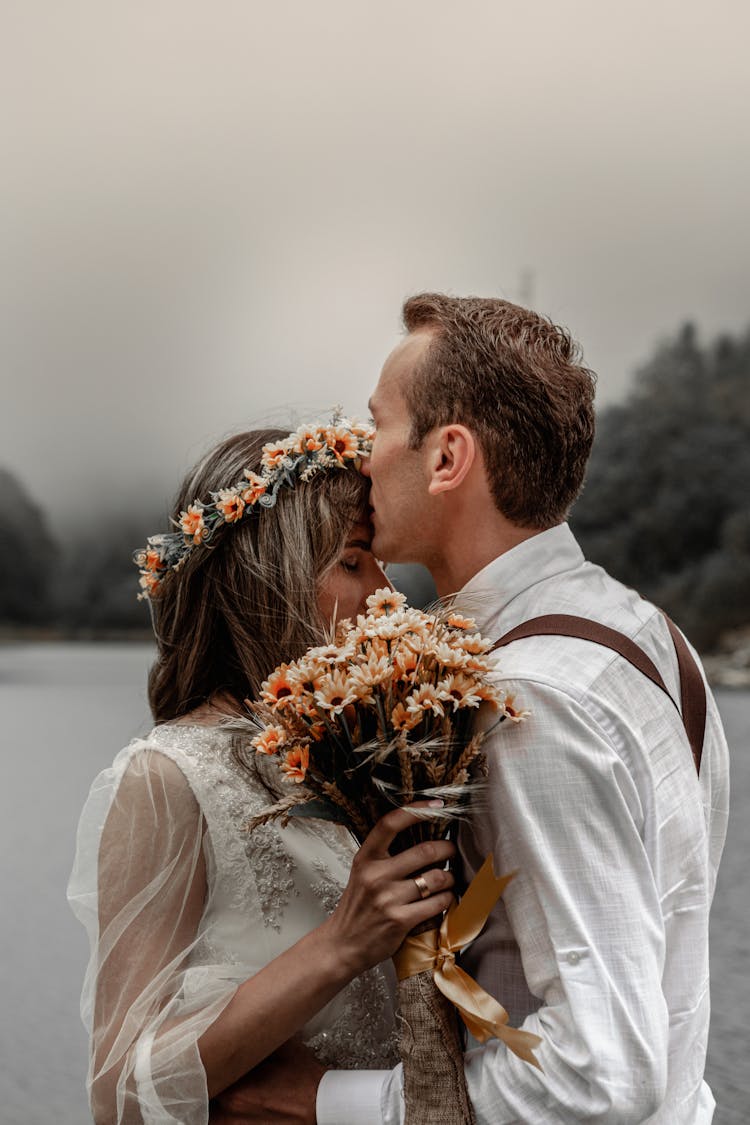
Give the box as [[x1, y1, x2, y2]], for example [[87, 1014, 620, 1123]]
[[246, 588, 540, 1123]]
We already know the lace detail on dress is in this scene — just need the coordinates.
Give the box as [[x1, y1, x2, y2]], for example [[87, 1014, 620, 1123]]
[[309, 855, 344, 915], [245, 823, 299, 932], [305, 967, 400, 1069], [144, 725, 265, 917]]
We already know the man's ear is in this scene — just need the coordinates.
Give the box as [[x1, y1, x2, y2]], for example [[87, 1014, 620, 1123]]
[[427, 425, 477, 495]]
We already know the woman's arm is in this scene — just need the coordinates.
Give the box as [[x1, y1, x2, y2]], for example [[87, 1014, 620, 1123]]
[[90, 749, 454, 1120], [91, 749, 211, 1124], [197, 804, 456, 1097]]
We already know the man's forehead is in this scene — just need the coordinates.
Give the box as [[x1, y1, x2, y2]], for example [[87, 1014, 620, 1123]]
[[374, 329, 433, 404]]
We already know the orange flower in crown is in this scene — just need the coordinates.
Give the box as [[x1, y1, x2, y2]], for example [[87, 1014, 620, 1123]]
[[138, 572, 161, 597], [145, 549, 165, 572], [325, 426, 362, 464], [214, 489, 246, 523], [242, 470, 267, 505], [133, 547, 166, 573], [179, 504, 208, 545], [290, 425, 325, 455], [261, 442, 290, 471], [133, 409, 374, 600]]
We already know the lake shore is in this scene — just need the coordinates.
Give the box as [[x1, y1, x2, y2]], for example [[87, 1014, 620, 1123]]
[[0, 645, 746, 1125], [4, 622, 750, 687]]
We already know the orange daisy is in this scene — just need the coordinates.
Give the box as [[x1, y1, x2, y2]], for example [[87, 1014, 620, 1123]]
[[325, 426, 361, 464], [261, 664, 299, 709], [137, 548, 165, 572], [405, 683, 445, 718], [261, 442, 290, 471], [314, 670, 357, 714], [214, 489, 246, 523], [502, 693, 531, 723], [179, 504, 208, 545], [365, 587, 408, 617], [291, 425, 325, 454], [436, 672, 484, 710], [391, 701, 422, 732], [242, 470, 267, 505], [456, 632, 491, 655], [447, 613, 478, 632], [280, 744, 310, 784], [252, 724, 286, 755], [393, 645, 420, 677]]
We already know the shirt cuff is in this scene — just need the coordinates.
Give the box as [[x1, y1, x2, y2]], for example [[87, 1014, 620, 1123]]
[[316, 1069, 389, 1125]]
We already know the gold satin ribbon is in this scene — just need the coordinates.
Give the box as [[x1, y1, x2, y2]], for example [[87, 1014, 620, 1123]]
[[393, 855, 543, 1070]]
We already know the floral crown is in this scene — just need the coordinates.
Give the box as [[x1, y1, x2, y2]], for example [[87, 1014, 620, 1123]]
[[134, 409, 373, 600]]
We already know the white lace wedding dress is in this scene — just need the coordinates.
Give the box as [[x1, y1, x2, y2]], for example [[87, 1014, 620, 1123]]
[[68, 723, 398, 1125]]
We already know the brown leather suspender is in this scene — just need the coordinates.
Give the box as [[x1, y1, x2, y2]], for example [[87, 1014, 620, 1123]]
[[489, 614, 706, 775]]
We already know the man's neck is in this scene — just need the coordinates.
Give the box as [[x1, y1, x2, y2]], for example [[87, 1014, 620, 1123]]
[[427, 521, 542, 598]]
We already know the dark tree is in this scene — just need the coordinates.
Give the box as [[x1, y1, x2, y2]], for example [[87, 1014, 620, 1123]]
[[571, 322, 750, 649], [0, 468, 59, 625]]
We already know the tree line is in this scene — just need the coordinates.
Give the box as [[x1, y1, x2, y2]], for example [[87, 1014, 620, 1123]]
[[570, 322, 750, 650], [2, 320, 749, 649]]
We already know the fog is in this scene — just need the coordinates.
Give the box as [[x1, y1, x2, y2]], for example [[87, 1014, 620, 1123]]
[[2, 0, 749, 535]]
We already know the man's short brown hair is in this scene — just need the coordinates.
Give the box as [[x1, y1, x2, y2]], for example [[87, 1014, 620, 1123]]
[[402, 293, 596, 528]]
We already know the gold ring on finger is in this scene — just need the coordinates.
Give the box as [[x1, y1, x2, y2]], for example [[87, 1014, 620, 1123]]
[[413, 875, 431, 900]]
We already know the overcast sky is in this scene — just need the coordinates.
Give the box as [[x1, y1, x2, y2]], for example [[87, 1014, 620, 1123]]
[[2, 1, 749, 537]]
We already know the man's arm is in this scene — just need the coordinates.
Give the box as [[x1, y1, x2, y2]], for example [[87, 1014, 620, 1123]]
[[209, 1040, 326, 1124]]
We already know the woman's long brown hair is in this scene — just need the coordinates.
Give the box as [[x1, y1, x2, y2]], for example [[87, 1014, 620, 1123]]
[[147, 428, 370, 721]]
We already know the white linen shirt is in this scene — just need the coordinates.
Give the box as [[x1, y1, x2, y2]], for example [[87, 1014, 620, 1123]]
[[317, 523, 729, 1124]]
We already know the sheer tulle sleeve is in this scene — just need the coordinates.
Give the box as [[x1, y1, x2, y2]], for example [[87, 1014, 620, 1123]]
[[68, 745, 239, 1125]]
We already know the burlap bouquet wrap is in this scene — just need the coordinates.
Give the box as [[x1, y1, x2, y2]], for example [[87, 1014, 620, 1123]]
[[391, 856, 543, 1124], [395, 934, 476, 1124]]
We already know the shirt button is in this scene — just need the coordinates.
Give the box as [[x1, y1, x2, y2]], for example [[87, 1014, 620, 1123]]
[[567, 951, 581, 965]]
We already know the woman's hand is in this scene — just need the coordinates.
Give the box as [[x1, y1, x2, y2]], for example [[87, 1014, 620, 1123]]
[[323, 803, 456, 976], [200, 804, 455, 1098]]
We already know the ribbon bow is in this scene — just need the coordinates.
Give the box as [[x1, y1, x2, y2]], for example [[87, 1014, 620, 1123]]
[[393, 855, 543, 1070]]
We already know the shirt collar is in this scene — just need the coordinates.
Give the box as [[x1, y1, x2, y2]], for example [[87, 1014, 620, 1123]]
[[457, 523, 585, 633]]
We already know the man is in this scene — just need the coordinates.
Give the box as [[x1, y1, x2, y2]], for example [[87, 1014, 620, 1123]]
[[216, 295, 729, 1122]]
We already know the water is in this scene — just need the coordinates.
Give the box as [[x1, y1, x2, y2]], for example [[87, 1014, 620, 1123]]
[[0, 643, 747, 1124]]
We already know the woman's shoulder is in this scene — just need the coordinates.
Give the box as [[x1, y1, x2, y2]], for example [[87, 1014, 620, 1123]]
[[132, 722, 275, 816], [119, 722, 248, 792]]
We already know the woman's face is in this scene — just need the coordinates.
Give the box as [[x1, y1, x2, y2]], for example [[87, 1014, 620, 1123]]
[[317, 519, 390, 625]]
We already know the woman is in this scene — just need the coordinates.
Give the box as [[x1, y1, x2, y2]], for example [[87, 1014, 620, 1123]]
[[68, 419, 456, 1125]]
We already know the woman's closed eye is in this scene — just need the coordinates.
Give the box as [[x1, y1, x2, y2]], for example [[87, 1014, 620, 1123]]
[[317, 524, 386, 624], [340, 556, 360, 573]]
